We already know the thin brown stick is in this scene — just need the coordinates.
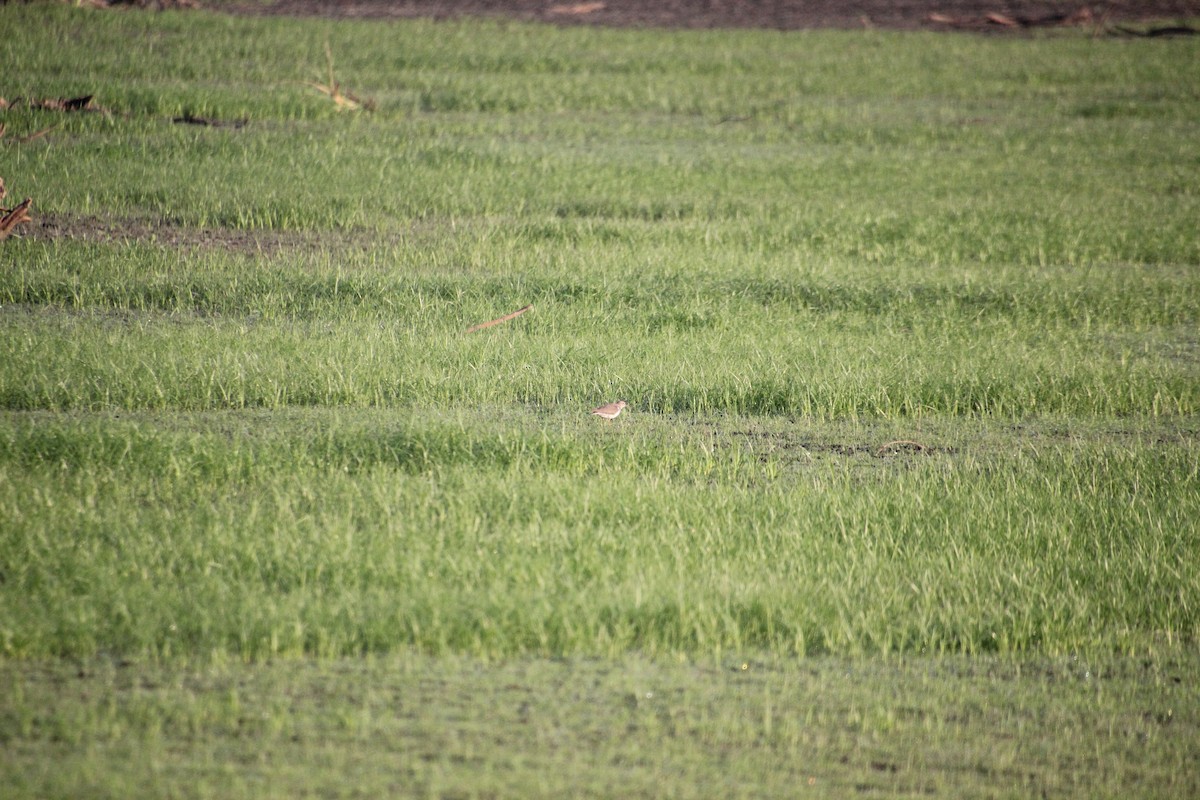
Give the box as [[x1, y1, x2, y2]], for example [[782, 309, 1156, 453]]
[[304, 41, 375, 111], [876, 440, 927, 456], [466, 304, 533, 333], [19, 125, 57, 143], [548, 2, 605, 15], [985, 12, 1020, 26]]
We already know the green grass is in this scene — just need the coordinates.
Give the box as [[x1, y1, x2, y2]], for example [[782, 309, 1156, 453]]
[[1, 3, 1199, 797], [2, 243, 1196, 416], [2, 410, 1198, 661]]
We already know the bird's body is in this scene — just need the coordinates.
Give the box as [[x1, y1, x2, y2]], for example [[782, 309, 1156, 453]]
[[591, 400, 627, 421]]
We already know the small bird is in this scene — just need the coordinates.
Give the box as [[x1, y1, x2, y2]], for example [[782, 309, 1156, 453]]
[[591, 400, 627, 421]]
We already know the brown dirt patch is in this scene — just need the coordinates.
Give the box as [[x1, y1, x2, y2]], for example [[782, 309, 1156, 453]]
[[22, 213, 398, 259], [26, 213, 316, 256], [228, 0, 1200, 32]]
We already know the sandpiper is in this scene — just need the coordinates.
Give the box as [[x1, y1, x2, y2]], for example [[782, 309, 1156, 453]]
[[591, 400, 627, 421]]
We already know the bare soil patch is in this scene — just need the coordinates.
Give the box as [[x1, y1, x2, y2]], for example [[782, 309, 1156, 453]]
[[23, 213, 378, 258], [230, 0, 1200, 32]]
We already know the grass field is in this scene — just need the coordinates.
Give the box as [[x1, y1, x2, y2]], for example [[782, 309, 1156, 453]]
[[2, 4, 1199, 797]]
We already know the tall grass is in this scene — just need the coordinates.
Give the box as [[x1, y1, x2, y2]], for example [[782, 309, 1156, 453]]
[[1, 410, 1197, 659]]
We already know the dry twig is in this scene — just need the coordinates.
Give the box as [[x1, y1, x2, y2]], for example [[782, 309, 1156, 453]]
[[306, 42, 375, 112], [548, 2, 605, 15], [20, 125, 58, 144], [466, 304, 533, 333]]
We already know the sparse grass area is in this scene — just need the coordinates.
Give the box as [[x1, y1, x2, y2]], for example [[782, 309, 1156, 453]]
[[1, 3, 1199, 797], [3, 651, 1198, 799]]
